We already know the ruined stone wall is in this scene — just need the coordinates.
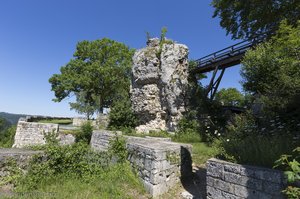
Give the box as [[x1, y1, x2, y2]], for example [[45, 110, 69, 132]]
[[131, 38, 189, 133], [0, 149, 43, 181], [90, 130, 192, 197], [207, 158, 286, 199], [13, 120, 59, 148], [13, 118, 75, 148]]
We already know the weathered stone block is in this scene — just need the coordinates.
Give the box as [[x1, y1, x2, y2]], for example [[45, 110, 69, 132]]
[[90, 130, 192, 197], [207, 158, 286, 199]]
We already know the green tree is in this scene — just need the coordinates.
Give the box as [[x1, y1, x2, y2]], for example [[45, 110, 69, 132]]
[[69, 91, 97, 119], [108, 95, 137, 129], [49, 38, 135, 114], [0, 117, 10, 132], [211, 0, 300, 39], [215, 88, 245, 106], [241, 21, 300, 117]]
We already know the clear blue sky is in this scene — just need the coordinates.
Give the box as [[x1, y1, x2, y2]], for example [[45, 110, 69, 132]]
[[0, 0, 242, 117]]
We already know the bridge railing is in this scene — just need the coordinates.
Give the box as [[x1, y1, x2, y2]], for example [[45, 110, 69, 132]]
[[195, 35, 266, 69]]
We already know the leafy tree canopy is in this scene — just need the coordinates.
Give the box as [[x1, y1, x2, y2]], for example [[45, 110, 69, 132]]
[[49, 38, 135, 115], [215, 88, 245, 107], [241, 21, 300, 116], [211, 0, 300, 39]]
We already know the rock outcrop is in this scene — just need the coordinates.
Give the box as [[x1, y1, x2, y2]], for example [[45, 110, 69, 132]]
[[131, 38, 189, 133]]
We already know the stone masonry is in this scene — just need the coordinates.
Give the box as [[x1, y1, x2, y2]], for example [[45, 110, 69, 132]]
[[13, 117, 75, 148], [207, 158, 287, 199], [90, 130, 192, 197], [13, 119, 59, 148], [0, 148, 43, 183], [131, 38, 189, 133]]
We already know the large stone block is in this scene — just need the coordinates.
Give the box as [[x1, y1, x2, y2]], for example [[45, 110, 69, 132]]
[[13, 121, 58, 148], [90, 130, 192, 197], [206, 158, 286, 199]]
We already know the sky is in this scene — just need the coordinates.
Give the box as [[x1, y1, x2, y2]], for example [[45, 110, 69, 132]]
[[0, 0, 243, 117]]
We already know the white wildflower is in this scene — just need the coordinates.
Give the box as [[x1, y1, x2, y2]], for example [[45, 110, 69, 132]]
[[217, 133, 221, 136], [226, 139, 230, 142], [207, 126, 210, 129]]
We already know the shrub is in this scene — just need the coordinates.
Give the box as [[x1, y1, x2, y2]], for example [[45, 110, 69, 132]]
[[108, 134, 128, 163], [274, 147, 300, 198], [16, 143, 109, 190], [174, 111, 202, 143], [108, 97, 138, 129], [214, 113, 299, 168], [0, 125, 16, 148], [75, 121, 93, 144]]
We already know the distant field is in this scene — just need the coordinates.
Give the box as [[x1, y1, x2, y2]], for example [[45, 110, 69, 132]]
[[38, 119, 73, 125]]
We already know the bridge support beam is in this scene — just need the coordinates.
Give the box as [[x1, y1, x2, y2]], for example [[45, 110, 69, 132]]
[[205, 67, 225, 100]]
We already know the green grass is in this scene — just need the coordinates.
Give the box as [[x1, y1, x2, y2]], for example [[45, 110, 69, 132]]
[[38, 119, 72, 125], [10, 163, 146, 199], [190, 142, 218, 165]]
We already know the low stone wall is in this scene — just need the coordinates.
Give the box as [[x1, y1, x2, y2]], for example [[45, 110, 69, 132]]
[[0, 149, 43, 181], [13, 118, 76, 148], [13, 121, 59, 148], [90, 130, 192, 197], [206, 158, 286, 199]]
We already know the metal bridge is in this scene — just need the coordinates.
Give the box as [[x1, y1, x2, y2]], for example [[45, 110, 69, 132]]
[[192, 35, 266, 100]]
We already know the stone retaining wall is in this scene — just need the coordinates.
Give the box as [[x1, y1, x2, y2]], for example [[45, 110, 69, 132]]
[[206, 158, 286, 199], [0, 149, 43, 181], [90, 130, 192, 197]]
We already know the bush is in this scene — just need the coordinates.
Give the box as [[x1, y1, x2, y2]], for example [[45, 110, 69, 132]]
[[75, 121, 93, 144], [16, 143, 109, 190], [108, 97, 138, 129], [12, 143, 145, 198], [214, 113, 299, 168], [108, 134, 128, 163], [274, 147, 300, 198], [174, 111, 202, 143], [0, 125, 16, 148]]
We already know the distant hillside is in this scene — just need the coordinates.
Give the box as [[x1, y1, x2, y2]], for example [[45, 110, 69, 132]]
[[0, 112, 28, 125]]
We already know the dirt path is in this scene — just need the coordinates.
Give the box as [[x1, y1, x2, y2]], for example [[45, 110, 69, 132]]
[[160, 164, 207, 199]]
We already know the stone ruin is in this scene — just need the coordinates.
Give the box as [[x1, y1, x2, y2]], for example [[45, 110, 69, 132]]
[[131, 38, 189, 133]]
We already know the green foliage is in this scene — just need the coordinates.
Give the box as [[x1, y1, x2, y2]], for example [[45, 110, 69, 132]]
[[215, 134, 295, 168], [108, 134, 128, 163], [0, 125, 16, 148], [13, 163, 144, 199], [241, 21, 300, 119], [215, 88, 245, 107], [11, 143, 144, 198], [43, 130, 59, 145], [274, 147, 300, 198], [49, 38, 135, 114], [108, 96, 138, 129], [174, 111, 202, 143], [214, 113, 299, 168], [191, 142, 219, 165], [211, 0, 300, 39], [69, 91, 97, 119], [0, 117, 11, 132], [76, 121, 93, 144], [16, 143, 109, 190], [0, 158, 23, 186]]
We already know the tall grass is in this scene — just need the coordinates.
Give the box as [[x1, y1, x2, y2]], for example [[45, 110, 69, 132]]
[[215, 135, 297, 168]]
